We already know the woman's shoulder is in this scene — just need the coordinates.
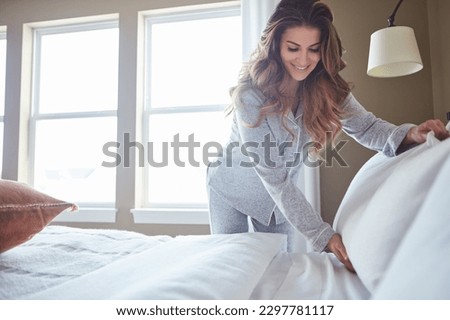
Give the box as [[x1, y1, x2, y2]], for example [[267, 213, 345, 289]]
[[234, 86, 266, 109], [340, 91, 355, 107], [232, 86, 267, 125], [340, 91, 375, 124]]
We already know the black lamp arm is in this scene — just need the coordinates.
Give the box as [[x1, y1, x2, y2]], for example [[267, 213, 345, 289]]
[[387, 0, 405, 27]]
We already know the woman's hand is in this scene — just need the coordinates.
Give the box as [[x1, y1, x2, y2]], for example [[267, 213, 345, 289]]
[[403, 119, 449, 145], [327, 233, 355, 273]]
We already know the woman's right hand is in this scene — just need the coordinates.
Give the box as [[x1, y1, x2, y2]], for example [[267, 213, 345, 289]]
[[326, 233, 355, 273], [402, 119, 450, 145]]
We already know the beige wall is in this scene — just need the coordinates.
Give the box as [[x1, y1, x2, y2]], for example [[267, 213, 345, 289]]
[[320, 0, 448, 224], [428, 0, 450, 123]]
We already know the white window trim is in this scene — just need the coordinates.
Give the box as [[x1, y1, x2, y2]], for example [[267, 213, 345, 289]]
[[131, 208, 209, 225], [53, 207, 117, 223]]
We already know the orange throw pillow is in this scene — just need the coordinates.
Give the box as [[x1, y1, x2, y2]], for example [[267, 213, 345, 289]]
[[0, 180, 77, 253]]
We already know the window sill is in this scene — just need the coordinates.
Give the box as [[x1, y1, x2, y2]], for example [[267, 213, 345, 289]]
[[53, 207, 117, 223], [131, 208, 210, 225]]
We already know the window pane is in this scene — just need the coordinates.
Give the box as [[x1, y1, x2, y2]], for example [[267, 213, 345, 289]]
[[38, 27, 118, 113], [147, 111, 229, 205], [150, 15, 241, 108], [33, 117, 117, 204]]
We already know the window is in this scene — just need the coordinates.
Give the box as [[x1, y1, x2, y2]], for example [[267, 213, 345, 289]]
[[143, 6, 242, 211], [30, 21, 119, 207]]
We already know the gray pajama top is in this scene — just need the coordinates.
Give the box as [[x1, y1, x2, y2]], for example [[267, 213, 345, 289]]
[[206, 87, 414, 252]]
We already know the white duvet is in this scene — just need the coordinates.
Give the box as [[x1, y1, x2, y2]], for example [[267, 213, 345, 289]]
[[0, 226, 368, 300]]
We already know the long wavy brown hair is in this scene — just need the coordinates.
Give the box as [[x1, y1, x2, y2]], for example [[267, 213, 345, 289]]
[[229, 0, 350, 148]]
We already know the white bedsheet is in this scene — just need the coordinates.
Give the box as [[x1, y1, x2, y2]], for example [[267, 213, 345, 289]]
[[0, 226, 172, 299], [0, 226, 368, 300], [1, 226, 286, 299], [250, 252, 369, 300]]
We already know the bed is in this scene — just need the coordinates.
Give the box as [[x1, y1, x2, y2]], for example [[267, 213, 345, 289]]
[[1, 133, 449, 300]]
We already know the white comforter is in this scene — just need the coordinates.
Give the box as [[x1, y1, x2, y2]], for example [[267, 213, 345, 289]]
[[0, 226, 368, 300]]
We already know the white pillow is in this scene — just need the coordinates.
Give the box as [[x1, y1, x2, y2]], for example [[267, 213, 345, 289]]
[[372, 156, 450, 299], [25, 232, 286, 299], [333, 135, 450, 293]]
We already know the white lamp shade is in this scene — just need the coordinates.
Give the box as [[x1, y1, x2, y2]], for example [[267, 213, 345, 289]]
[[367, 26, 423, 78]]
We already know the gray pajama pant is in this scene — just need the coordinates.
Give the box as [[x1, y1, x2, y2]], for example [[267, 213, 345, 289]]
[[207, 187, 295, 252]]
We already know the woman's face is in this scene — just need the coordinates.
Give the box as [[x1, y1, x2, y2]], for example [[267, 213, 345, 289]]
[[280, 25, 321, 86]]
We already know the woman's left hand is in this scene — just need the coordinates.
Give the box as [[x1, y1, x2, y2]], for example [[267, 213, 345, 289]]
[[403, 119, 450, 145]]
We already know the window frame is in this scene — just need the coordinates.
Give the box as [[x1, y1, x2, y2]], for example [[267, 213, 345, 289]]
[[140, 5, 241, 214]]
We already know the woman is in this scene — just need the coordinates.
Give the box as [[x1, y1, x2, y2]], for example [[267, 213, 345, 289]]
[[206, 0, 448, 271]]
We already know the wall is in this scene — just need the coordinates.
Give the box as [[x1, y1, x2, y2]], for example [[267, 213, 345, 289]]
[[320, 0, 435, 224]]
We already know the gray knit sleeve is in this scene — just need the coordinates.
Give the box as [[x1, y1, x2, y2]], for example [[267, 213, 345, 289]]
[[341, 93, 415, 157]]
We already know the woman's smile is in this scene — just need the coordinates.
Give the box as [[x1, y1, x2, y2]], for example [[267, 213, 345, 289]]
[[293, 64, 309, 71]]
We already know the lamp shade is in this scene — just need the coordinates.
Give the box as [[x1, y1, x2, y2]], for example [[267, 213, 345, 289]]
[[367, 26, 423, 78]]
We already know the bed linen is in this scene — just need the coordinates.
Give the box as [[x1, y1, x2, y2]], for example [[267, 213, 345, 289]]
[[372, 156, 450, 299], [0, 225, 367, 300], [0, 226, 172, 299], [250, 251, 369, 300], [2, 134, 449, 300], [2, 226, 290, 299], [333, 134, 450, 296]]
